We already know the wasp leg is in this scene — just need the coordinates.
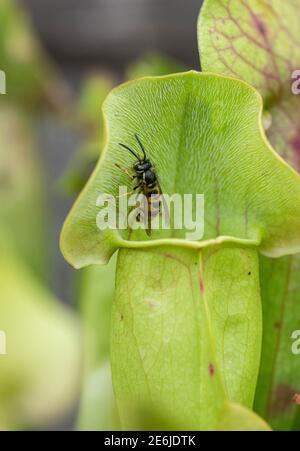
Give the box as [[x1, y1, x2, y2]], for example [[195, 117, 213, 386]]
[[115, 163, 136, 180]]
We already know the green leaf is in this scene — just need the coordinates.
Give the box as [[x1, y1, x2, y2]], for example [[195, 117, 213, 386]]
[[218, 402, 271, 431], [202, 246, 262, 408], [198, 0, 300, 430], [256, 255, 300, 430], [112, 246, 223, 430], [112, 246, 265, 430], [60, 71, 300, 429], [198, 0, 300, 171], [61, 71, 300, 269]]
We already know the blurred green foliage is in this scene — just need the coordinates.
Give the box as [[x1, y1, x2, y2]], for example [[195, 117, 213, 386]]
[[0, 106, 46, 278], [0, 0, 61, 110], [0, 234, 81, 429], [0, 0, 80, 429], [126, 52, 185, 80]]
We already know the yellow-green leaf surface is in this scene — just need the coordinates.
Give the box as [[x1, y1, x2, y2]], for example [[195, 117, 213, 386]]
[[218, 402, 271, 431], [198, 0, 300, 430], [202, 246, 261, 408], [112, 246, 264, 430], [61, 71, 300, 269]]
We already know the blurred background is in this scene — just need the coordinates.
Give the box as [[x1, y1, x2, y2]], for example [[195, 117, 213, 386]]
[[0, 0, 202, 430]]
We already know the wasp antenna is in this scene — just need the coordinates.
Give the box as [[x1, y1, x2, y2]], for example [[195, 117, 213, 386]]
[[134, 133, 146, 160], [118, 143, 141, 161]]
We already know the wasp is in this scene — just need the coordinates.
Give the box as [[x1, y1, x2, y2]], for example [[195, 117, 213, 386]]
[[116, 133, 164, 235]]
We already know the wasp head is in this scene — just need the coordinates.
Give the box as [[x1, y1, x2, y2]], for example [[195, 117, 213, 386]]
[[134, 159, 152, 173]]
